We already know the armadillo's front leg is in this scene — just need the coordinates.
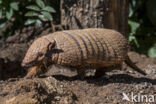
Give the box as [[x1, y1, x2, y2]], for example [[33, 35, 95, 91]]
[[94, 68, 107, 78], [25, 65, 48, 78], [25, 66, 40, 78], [25, 66, 44, 78], [94, 67, 115, 78], [94, 67, 117, 78]]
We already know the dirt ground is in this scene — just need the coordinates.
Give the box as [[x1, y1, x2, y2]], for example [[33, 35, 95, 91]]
[[0, 26, 156, 104]]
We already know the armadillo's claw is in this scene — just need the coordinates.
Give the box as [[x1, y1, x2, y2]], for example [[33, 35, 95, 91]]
[[25, 73, 36, 79]]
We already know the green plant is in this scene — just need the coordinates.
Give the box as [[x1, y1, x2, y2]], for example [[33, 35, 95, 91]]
[[0, 0, 58, 39], [25, 0, 56, 27], [0, 0, 23, 39], [129, 0, 156, 58], [148, 44, 156, 58], [128, 20, 140, 48], [0, 0, 19, 28]]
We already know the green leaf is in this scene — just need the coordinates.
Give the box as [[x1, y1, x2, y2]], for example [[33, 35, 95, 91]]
[[35, 19, 42, 27], [25, 11, 39, 17], [38, 15, 46, 21], [25, 19, 36, 25], [0, 10, 2, 18], [128, 20, 140, 34], [148, 45, 156, 58], [129, 5, 133, 17], [6, 9, 13, 20], [41, 11, 53, 21], [129, 35, 139, 48], [42, 6, 56, 13], [0, 22, 6, 28], [26, 5, 40, 11], [128, 20, 140, 47], [36, 0, 45, 8], [10, 2, 19, 11]]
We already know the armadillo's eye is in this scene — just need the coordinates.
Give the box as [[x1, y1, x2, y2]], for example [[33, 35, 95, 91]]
[[37, 53, 44, 61], [38, 53, 44, 57]]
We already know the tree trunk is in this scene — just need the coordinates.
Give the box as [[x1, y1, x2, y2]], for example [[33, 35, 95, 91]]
[[61, 0, 129, 38]]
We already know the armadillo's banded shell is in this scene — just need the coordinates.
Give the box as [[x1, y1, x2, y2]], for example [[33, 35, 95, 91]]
[[46, 28, 128, 68]]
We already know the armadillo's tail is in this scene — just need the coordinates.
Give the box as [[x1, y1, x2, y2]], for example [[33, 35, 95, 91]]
[[125, 55, 147, 75]]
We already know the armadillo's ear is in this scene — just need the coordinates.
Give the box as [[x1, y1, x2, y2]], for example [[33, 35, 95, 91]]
[[47, 39, 56, 51]]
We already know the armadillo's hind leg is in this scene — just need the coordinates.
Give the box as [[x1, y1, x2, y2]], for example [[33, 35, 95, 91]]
[[76, 69, 86, 80], [94, 68, 108, 78], [94, 65, 123, 78]]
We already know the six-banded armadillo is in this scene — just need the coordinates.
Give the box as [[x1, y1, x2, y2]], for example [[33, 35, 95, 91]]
[[22, 28, 146, 79]]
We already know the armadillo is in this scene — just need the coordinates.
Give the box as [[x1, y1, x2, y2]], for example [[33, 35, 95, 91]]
[[21, 28, 146, 79]]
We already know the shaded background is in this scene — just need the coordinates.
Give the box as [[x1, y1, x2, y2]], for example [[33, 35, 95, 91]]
[[129, 0, 156, 57]]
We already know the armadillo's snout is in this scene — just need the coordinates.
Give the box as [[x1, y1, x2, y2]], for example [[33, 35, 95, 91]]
[[21, 59, 37, 67], [21, 59, 30, 67], [21, 61, 27, 67]]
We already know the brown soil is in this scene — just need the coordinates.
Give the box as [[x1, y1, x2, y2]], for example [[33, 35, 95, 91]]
[[0, 26, 156, 104]]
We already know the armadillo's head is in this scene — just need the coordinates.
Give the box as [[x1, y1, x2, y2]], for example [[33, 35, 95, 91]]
[[21, 37, 55, 67]]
